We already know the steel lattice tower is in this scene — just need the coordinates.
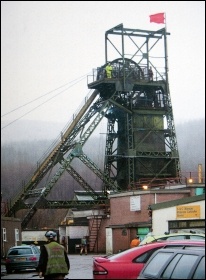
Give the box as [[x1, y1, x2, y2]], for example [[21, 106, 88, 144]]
[[4, 24, 181, 228], [88, 24, 181, 192]]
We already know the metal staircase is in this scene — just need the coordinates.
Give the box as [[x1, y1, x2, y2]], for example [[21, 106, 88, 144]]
[[88, 209, 104, 252]]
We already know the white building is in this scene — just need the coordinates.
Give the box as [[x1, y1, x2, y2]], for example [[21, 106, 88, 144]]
[[151, 194, 205, 235]]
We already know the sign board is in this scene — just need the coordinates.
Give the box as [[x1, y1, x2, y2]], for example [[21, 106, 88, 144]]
[[130, 196, 141, 211], [176, 205, 200, 219]]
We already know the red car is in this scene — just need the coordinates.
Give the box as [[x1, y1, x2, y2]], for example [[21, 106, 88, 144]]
[[93, 240, 205, 279]]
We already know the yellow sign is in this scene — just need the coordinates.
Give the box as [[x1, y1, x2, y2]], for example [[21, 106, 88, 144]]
[[176, 205, 200, 219]]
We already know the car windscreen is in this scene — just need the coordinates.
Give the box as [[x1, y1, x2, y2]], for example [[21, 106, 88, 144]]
[[8, 248, 33, 255]]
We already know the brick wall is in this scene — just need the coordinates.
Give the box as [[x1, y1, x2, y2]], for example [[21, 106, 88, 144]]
[[1, 217, 22, 257], [104, 191, 190, 253], [110, 192, 189, 226]]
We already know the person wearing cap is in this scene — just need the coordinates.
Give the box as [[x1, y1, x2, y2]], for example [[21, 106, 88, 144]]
[[105, 62, 113, 78], [38, 230, 70, 279], [130, 235, 140, 248]]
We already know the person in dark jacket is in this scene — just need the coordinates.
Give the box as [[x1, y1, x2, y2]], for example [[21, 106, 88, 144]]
[[38, 230, 70, 279], [148, 66, 153, 81], [80, 236, 88, 255]]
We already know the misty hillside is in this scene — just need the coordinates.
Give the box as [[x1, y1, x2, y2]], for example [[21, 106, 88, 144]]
[[1, 120, 66, 144], [1, 118, 205, 202], [175, 119, 205, 172]]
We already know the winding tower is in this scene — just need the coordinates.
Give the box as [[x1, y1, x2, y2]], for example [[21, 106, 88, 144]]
[[88, 24, 181, 192], [3, 24, 181, 228]]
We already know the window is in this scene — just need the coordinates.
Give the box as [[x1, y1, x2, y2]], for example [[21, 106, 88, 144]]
[[19, 248, 32, 255], [169, 219, 205, 231], [2, 228, 7, 241], [15, 228, 19, 242], [134, 248, 160, 263], [8, 248, 32, 255], [8, 250, 18, 256], [162, 254, 182, 278], [33, 246, 40, 254], [166, 235, 186, 240], [170, 254, 199, 279], [143, 252, 172, 277], [193, 257, 205, 279], [190, 235, 205, 240]]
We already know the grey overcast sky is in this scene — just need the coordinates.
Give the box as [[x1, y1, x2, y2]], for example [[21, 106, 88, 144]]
[[1, 1, 205, 132]]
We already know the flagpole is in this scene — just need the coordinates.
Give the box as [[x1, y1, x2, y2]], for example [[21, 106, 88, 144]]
[[164, 13, 169, 85]]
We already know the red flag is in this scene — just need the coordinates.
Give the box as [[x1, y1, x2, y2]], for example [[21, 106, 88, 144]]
[[149, 13, 165, 24]]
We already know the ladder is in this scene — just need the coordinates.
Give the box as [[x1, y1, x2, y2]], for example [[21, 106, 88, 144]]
[[88, 209, 103, 252]]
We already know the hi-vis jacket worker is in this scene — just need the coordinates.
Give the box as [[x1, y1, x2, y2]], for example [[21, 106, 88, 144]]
[[105, 63, 112, 78], [130, 235, 140, 248], [38, 231, 70, 279]]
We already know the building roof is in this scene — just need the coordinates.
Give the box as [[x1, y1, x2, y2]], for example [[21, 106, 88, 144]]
[[73, 191, 104, 201], [151, 194, 205, 210]]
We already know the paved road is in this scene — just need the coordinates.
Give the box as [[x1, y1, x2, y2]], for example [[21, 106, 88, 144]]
[[1, 253, 102, 279]]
